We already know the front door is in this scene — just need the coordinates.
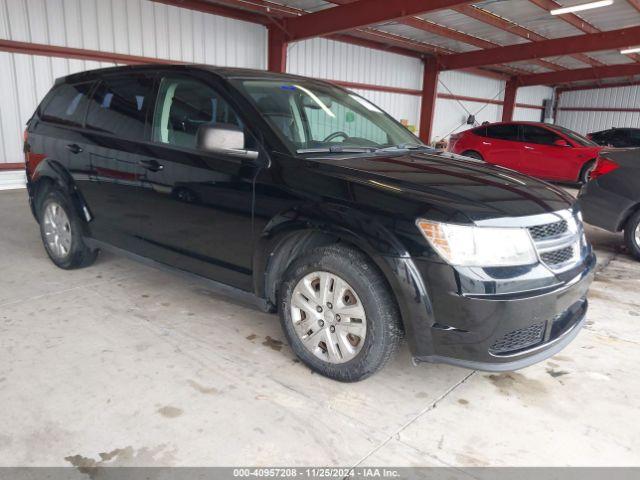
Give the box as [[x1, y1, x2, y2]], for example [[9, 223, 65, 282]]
[[132, 73, 262, 291], [519, 125, 571, 180]]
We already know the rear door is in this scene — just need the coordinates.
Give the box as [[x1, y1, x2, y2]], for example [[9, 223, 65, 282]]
[[519, 125, 572, 180], [130, 72, 262, 290], [480, 124, 521, 170], [30, 81, 95, 191], [79, 73, 157, 251]]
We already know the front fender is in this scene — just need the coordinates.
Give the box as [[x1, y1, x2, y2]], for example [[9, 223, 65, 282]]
[[253, 203, 436, 355]]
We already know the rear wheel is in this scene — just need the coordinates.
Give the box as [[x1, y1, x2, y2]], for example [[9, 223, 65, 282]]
[[579, 160, 596, 184], [278, 245, 403, 382], [38, 189, 98, 269], [624, 210, 640, 261], [462, 150, 483, 161]]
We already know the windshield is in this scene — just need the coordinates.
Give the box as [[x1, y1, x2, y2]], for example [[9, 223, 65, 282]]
[[551, 125, 598, 147], [232, 79, 422, 153]]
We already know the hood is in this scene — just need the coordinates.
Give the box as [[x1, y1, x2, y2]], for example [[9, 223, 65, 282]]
[[304, 150, 574, 222]]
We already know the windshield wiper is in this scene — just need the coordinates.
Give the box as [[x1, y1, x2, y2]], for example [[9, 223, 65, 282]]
[[297, 146, 378, 154], [375, 143, 433, 152]]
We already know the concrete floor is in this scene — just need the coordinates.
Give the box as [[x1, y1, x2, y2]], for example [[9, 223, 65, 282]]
[[1, 188, 639, 467]]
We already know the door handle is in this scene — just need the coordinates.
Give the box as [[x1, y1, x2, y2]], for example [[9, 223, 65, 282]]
[[524, 145, 535, 150], [138, 159, 164, 172], [482, 141, 492, 145], [65, 144, 83, 154]]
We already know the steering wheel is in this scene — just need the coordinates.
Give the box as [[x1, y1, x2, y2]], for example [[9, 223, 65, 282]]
[[323, 131, 349, 143]]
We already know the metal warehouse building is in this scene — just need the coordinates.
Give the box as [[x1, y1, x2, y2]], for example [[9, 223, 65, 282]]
[[1, 0, 638, 189]]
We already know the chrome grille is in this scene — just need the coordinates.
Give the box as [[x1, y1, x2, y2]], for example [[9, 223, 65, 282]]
[[489, 321, 546, 355], [541, 246, 574, 266], [528, 220, 568, 241], [526, 212, 583, 272]]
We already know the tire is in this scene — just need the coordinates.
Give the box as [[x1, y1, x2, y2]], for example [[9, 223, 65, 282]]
[[38, 188, 98, 269], [579, 160, 596, 184], [624, 209, 640, 261], [278, 244, 403, 382], [462, 150, 483, 161]]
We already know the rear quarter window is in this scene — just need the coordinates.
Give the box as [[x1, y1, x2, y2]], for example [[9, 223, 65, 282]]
[[485, 124, 519, 141], [85, 74, 155, 141], [40, 82, 94, 126]]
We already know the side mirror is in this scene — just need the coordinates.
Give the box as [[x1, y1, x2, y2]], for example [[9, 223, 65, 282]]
[[196, 124, 259, 160], [553, 139, 571, 147]]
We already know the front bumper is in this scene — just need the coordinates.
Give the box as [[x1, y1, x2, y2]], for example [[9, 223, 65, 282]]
[[379, 250, 595, 372]]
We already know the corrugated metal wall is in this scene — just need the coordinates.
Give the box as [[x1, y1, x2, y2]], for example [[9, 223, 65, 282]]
[[556, 85, 640, 134], [286, 38, 423, 132], [0, 0, 267, 165], [433, 70, 504, 142], [515, 86, 553, 122]]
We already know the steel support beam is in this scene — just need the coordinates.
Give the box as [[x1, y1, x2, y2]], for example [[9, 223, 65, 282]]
[[528, 0, 640, 63], [419, 58, 439, 144], [401, 16, 565, 72], [438, 25, 640, 70], [0, 39, 182, 65], [282, 0, 472, 42], [268, 26, 287, 72], [502, 79, 518, 122], [628, 0, 640, 13], [150, 0, 270, 24], [452, 4, 603, 68], [518, 63, 640, 86], [556, 79, 640, 93]]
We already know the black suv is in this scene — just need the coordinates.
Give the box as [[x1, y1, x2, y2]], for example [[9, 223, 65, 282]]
[[24, 65, 595, 381]]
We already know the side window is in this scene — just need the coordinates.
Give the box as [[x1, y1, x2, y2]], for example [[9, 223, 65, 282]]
[[627, 130, 640, 143], [152, 76, 242, 150], [86, 75, 154, 141], [473, 126, 488, 137], [521, 125, 563, 145], [40, 82, 94, 126], [485, 124, 519, 141]]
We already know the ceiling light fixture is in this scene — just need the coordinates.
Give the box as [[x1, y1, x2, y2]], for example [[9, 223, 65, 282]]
[[620, 46, 640, 54], [550, 0, 614, 15]]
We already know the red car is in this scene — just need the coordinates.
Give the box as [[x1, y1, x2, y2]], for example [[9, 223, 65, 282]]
[[449, 122, 602, 183]]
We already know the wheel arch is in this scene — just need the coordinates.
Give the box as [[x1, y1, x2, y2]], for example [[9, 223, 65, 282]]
[[254, 204, 411, 302], [461, 150, 484, 160], [253, 205, 434, 349], [577, 158, 596, 183], [29, 158, 91, 224], [618, 202, 640, 232]]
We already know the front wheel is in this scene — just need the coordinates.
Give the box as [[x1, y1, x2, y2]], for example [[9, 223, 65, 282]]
[[624, 210, 640, 261], [278, 245, 403, 382]]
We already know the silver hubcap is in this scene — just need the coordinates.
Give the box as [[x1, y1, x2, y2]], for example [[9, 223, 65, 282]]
[[43, 202, 72, 258], [635, 223, 640, 248], [290, 271, 367, 364]]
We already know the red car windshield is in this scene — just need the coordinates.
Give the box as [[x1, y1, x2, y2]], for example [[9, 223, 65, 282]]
[[550, 125, 598, 147]]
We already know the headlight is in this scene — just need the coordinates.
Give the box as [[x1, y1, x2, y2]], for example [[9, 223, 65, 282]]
[[416, 219, 538, 267]]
